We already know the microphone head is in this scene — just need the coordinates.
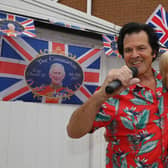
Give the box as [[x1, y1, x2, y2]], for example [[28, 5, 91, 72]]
[[105, 66, 138, 94], [130, 67, 138, 77]]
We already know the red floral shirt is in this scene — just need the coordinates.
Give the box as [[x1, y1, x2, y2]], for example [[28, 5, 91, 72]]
[[91, 70, 168, 168]]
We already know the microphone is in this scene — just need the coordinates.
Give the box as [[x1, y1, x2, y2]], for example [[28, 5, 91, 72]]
[[105, 67, 138, 94]]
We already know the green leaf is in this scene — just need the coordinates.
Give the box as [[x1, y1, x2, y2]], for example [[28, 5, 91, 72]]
[[112, 156, 119, 168], [121, 159, 127, 168], [156, 77, 163, 88], [142, 134, 154, 144], [120, 152, 129, 159], [138, 140, 158, 155], [121, 117, 134, 130], [95, 112, 111, 122], [106, 156, 110, 165], [153, 119, 161, 128], [136, 109, 149, 129], [115, 99, 119, 112], [107, 98, 118, 106], [158, 96, 164, 115], [141, 90, 153, 103], [151, 162, 159, 168], [120, 89, 129, 95], [145, 91, 153, 103], [130, 98, 147, 105]]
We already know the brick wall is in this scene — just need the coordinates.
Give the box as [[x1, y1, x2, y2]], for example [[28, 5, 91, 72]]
[[59, 0, 168, 26], [60, 0, 87, 12], [92, 0, 168, 26]]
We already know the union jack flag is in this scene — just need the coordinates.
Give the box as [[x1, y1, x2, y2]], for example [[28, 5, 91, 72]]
[[159, 46, 168, 54], [0, 12, 36, 37], [0, 36, 102, 104], [49, 19, 86, 31], [50, 21, 84, 31], [102, 34, 121, 57], [146, 4, 168, 48]]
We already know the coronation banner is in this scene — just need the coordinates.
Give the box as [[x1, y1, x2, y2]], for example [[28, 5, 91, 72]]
[[0, 36, 102, 104]]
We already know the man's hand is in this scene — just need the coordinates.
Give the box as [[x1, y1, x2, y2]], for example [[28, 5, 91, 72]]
[[98, 65, 140, 98]]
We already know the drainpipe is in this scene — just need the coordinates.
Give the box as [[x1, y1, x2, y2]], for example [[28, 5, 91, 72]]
[[50, 0, 59, 2], [87, 0, 92, 16]]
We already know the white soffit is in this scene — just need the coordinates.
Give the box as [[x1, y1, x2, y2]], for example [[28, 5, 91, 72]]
[[0, 0, 121, 35]]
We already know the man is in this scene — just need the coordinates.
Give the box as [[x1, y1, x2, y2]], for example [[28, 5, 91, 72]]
[[67, 22, 168, 167], [5, 23, 17, 36], [159, 51, 168, 88], [36, 63, 67, 103], [49, 63, 66, 89], [159, 51, 168, 167], [36, 63, 66, 98]]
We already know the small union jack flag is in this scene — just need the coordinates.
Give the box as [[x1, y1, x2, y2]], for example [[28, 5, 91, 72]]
[[0, 36, 102, 104], [0, 12, 36, 37], [159, 46, 168, 54], [102, 34, 121, 57], [49, 19, 85, 31], [146, 4, 168, 48]]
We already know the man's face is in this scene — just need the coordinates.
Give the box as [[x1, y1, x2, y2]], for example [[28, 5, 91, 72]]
[[49, 67, 65, 85], [8, 23, 15, 31], [123, 31, 155, 76]]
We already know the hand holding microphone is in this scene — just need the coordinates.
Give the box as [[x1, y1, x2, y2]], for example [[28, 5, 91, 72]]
[[105, 67, 138, 94]]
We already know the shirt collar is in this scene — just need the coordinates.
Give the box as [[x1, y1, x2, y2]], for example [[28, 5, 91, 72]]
[[129, 68, 163, 91]]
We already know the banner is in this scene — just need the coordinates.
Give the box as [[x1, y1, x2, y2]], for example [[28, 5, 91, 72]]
[[0, 36, 102, 104], [0, 11, 36, 37], [146, 4, 168, 48]]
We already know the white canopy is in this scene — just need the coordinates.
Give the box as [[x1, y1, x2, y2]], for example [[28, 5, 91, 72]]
[[0, 0, 121, 35]]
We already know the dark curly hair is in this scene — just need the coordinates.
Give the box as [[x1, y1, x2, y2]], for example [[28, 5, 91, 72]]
[[117, 22, 159, 61]]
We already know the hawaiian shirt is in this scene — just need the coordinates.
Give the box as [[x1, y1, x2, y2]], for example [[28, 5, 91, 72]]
[[91, 69, 168, 168]]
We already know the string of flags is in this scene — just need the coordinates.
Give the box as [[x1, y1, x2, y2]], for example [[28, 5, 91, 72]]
[[1, 5, 168, 58], [49, 19, 86, 31]]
